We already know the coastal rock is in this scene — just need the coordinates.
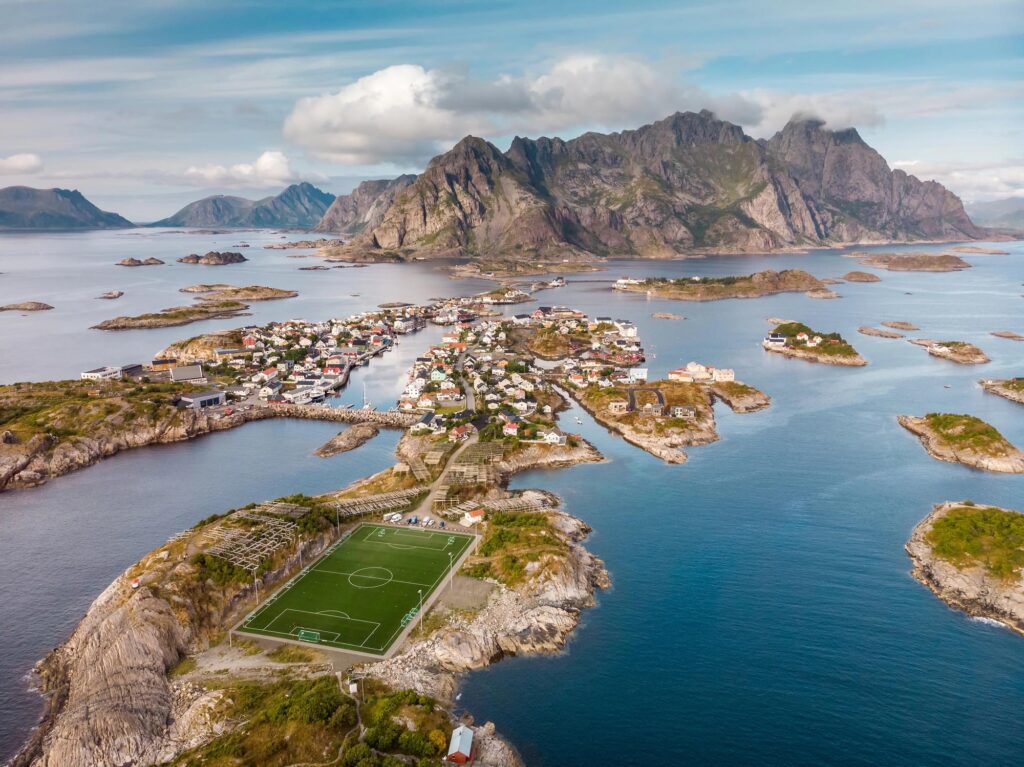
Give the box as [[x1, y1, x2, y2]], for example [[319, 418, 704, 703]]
[[858, 326, 904, 338], [19, 579, 189, 767], [908, 338, 989, 364], [906, 502, 1024, 636], [710, 381, 771, 412], [314, 423, 380, 457], [368, 508, 608, 698], [882, 321, 918, 331], [763, 344, 867, 366], [843, 271, 881, 282], [897, 414, 1024, 473], [0, 403, 418, 494], [980, 379, 1024, 406], [176, 251, 248, 265], [97, 290, 124, 299], [117, 257, 164, 267], [0, 301, 53, 311], [991, 331, 1024, 341]]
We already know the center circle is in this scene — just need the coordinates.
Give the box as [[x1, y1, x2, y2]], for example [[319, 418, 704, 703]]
[[348, 566, 394, 589]]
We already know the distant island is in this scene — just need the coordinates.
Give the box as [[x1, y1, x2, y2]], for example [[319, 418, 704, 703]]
[[0, 301, 53, 312], [850, 252, 971, 272], [0, 186, 132, 230], [883, 321, 919, 330], [93, 300, 250, 330], [117, 257, 164, 267], [763, 322, 867, 366], [909, 338, 989, 364], [93, 284, 295, 329], [179, 284, 298, 301], [843, 271, 881, 282], [177, 251, 248, 265], [149, 182, 334, 228], [898, 413, 1024, 473], [980, 378, 1024, 406], [613, 269, 825, 301], [858, 326, 904, 338], [907, 502, 1024, 636]]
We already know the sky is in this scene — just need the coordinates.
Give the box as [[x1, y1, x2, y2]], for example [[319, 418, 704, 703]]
[[0, 0, 1021, 221]]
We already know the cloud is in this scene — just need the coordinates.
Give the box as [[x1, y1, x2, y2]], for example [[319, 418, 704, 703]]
[[283, 56, 758, 165], [183, 150, 323, 187], [896, 158, 1024, 202], [0, 152, 43, 174]]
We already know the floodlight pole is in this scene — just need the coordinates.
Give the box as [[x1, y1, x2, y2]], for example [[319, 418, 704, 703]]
[[448, 551, 454, 592]]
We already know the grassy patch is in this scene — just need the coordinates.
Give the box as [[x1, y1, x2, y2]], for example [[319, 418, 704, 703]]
[[0, 379, 197, 443], [922, 413, 1014, 456], [266, 645, 317, 664], [465, 511, 567, 587], [170, 676, 357, 767], [927, 505, 1024, 579]]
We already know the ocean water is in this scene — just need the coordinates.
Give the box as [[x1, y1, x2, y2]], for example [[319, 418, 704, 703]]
[[1, 232, 1023, 763]]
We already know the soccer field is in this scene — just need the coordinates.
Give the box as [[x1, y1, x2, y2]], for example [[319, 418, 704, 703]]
[[237, 524, 476, 655]]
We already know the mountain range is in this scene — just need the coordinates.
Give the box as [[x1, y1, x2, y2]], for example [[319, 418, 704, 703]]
[[0, 111, 997, 252], [149, 182, 334, 228], [322, 111, 982, 260], [0, 186, 132, 230], [967, 198, 1024, 231]]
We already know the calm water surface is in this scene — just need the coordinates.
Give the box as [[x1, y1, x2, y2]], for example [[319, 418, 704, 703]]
[[1, 232, 1022, 764]]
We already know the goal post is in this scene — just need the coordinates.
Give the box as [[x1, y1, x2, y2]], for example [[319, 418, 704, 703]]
[[297, 629, 321, 643]]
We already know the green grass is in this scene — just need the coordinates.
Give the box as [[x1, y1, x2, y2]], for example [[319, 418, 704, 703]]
[[928, 505, 1024, 579], [922, 413, 1013, 455], [239, 524, 474, 655], [169, 676, 357, 767], [465, 511, 568, 586]]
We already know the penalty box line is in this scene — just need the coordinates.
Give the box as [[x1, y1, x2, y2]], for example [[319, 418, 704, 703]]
[[264, 608, 381, 647]]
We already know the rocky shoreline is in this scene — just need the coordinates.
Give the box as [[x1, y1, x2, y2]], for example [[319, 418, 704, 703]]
[[314, 423, 380, 457], [908, 338, 990, 364], [616, 269, 825, 301], [11, 433, 608, 767], [764, 344, 868, 366], [858, 326, 904, 338], [0, 301, 53, 312], [566, 386, 716, 464], [906, 502, 1024, 637], [709, 381, 772, 412], [980, 378, 1024, 405], [0, 405, 419, 494], [897, 415, 1024, 473], [850, 252, 971, 272]]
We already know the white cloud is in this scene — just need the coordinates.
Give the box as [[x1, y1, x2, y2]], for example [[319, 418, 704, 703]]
[[899, 158, 1024, 202], [0, 152, 43, 174], [183, 150, 323, 187], [283, 56, 757, 165]]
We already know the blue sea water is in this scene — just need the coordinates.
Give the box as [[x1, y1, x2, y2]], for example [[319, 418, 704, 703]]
[[1, 232, 1023, 763]]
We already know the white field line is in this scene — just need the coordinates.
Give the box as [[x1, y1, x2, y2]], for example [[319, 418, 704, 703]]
[[264, 608, 380, 646], [374, 534, 474, 651], [312, 568, 434, 589]]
